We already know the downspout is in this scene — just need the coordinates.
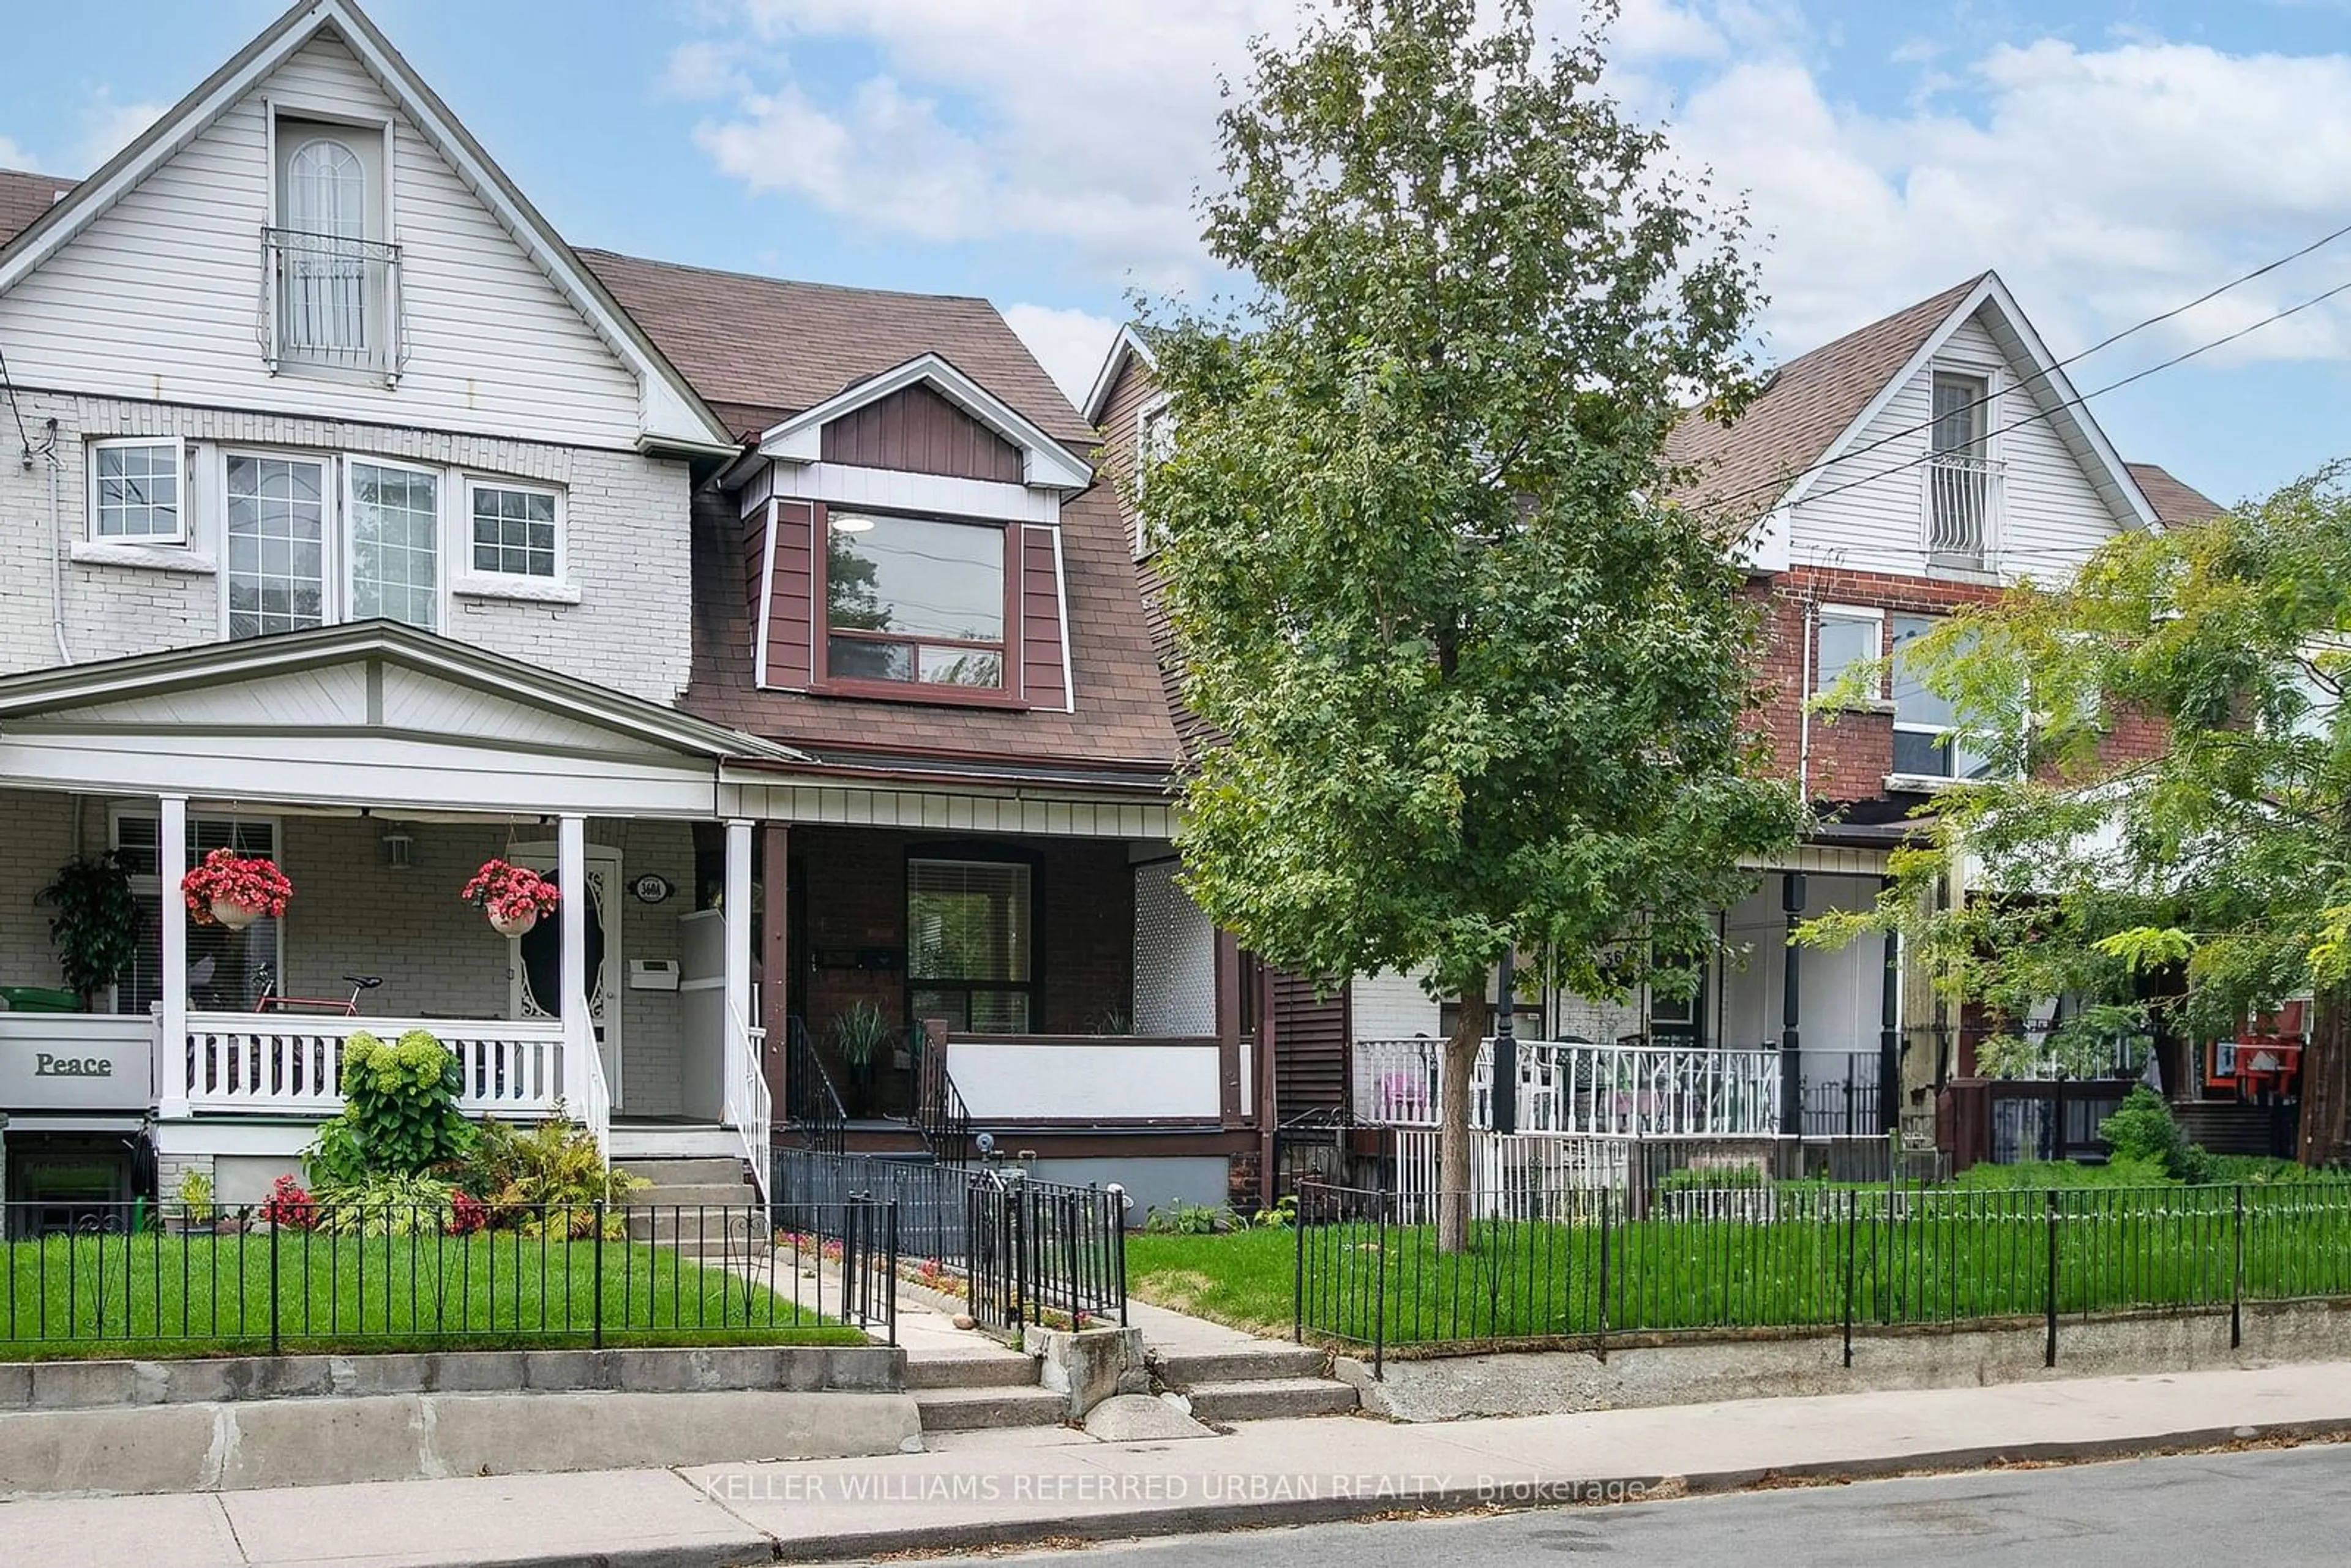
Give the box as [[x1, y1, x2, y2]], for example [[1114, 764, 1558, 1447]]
[[1795, 592, 1815, 801], [37, 416, 70, 662]]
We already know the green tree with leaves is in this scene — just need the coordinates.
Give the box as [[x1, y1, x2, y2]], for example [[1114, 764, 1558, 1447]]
[[1802, 470, 2351, 1165], [1140, 0, 1803, 1245]]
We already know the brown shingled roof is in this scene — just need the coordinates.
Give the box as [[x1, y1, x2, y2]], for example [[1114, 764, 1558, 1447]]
[[576, 247, 1092, 449], [1668, 274, 1987, 530], [0, 168, 77, 253], [2125, 462, 2224, 527]]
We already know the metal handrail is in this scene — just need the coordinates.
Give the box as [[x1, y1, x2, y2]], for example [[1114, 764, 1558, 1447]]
[[783, 1016, 849, 1158]]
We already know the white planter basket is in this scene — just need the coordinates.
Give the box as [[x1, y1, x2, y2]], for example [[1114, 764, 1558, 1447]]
[[209, 898, 262, 931], [490, 908, 539, 938]]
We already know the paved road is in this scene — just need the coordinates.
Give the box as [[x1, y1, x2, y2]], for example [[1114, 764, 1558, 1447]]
[[879, 1444, 2351, 1567]]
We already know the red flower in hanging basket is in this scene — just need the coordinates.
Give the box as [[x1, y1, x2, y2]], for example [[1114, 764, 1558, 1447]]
[[181, 848, 294, 926], [460, 859, 562, 926]]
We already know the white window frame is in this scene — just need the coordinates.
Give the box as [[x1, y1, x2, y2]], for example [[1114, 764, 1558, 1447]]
[[217, 445, 338, 643], [263, 102, 400, 385], [457, 475, 569, 588], [107, 806, 286, 1015], [86, 437, 190, 547], [1813, 603, 1887, 708], [343, 454, 445, 632], [1131, 395, 1174, 560], [1887, 610, 1992, 786]]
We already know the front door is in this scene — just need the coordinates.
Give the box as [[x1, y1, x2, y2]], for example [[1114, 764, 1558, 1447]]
[[509, 842, 624, 1106]]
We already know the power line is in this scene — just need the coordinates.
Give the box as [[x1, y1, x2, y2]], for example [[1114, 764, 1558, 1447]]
[[1787, 271, 2351, 516], [1702, 215, 2351, 517]]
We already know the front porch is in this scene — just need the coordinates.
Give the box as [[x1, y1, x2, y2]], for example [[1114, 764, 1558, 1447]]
[[0, 623, 789, 1202]]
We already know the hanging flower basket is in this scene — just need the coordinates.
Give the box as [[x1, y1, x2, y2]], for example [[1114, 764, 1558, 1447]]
[[181, 848, 293, 929], [462, 858, 560, 937]]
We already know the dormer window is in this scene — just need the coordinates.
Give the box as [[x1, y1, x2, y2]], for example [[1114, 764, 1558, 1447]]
[[823, 512, 1008, 689], [1924, 371, 1995, 564], [264, 116, 401, 384]]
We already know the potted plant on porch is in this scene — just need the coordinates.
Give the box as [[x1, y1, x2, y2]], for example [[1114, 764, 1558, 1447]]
[[34, 852, 141, 1011], [180, 847, 293, 932], [460, 859, 561, 937], [830, 1002, 894, 1117]]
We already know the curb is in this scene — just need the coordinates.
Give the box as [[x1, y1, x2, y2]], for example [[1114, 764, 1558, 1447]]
[[395, 1414, 2351, 1568]]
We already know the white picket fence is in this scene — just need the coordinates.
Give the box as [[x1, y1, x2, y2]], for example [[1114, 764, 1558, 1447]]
[[1352, 1037, 1780, 1138]]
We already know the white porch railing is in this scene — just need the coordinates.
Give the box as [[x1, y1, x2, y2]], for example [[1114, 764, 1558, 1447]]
[[726, 1002, 770, 1202], [1352, 1037, 1780, 1138], [569, 988, 611, 1164], [183, 1011, 564, 1117]]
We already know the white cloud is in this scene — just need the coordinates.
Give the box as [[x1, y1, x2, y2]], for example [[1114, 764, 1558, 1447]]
[[676, 2, 2351, 377], [1003, 302, 1123, 405], [75, 95, 164, 171], [0, 136, 41, 174]]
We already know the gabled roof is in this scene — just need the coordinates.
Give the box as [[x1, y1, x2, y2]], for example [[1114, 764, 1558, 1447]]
[[0, 0, 735, 456], [756, 353, 1091, 490], [579, 247, 1095, 449], [1667, 276, 1986, 528], [0, 620, 802, 764], [0, 170, 74, 254], [2126, 462, 2224, 527], [1672, 272, 2161, 539], [1081, 324, 1161, 426]]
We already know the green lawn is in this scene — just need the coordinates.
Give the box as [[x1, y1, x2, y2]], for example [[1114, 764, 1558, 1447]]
[[1133, 1182, 2351, 1348], [1, 1230, 868, 1360]]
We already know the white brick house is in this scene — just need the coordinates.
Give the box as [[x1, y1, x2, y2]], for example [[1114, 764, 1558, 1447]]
[[0, 0, 782, 1214]]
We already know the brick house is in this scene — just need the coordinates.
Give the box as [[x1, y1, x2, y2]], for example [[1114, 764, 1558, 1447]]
[[0, 0, 1250, 1222], [1088, 276, 2221, 1168]]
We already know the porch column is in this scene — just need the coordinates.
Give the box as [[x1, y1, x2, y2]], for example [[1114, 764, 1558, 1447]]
[[1779, 871, 1804, 1138], [724, 819, 754, 1090], [760, 824, 790, 1112], [558, 814, 587, 1026], [157, 793, 190, 1119]]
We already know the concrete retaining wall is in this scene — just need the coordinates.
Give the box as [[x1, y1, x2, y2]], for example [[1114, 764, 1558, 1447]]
[[0, 1388, 923, 1499], [0, 1345, 904, 1411], [1337, 1299, 2351, 1421]]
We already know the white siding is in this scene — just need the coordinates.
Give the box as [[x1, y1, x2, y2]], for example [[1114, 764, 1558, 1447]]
[[0, 34, 645, 450], [1787, 309, 2127, 582]]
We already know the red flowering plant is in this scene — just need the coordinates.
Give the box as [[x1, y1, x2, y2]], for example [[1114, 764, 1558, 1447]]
[[180, 847, 294, 926], [460, 860, 561, 925], [448, 1190, 488, 1236], [258, 1172, 317, 1231]]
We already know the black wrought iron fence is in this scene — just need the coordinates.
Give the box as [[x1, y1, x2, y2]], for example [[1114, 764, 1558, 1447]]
[[774, 1146, 972, 1266], [0, 1198, 896, 1354], [965, 1169, 1128, 1334], [1295, 1179, 2351, 1375], [1798, 1051, 1885, 1138]]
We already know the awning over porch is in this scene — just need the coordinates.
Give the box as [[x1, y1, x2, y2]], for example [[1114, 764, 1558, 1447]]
[[0, 620, 802, 817]]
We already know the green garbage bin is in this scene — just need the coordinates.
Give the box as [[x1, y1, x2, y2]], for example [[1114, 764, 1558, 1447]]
[[0, 986, 80, 1013]]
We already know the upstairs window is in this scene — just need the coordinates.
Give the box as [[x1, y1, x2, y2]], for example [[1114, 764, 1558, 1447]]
[[824, 512, 1007, 689], [89, 440, 186, 543], [1925, 372, 1993, 561], [1813, 606, 1883, 702], [1891, 613, 1992, 779], [468, 481, 561, 579], [268, 119, 397, 380], [1131, 399, 1176, 558]]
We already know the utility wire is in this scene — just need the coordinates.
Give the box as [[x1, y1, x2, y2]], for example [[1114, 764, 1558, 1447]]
[[0, 336, 31, 457], [1788, 271, 2351, 516], [1701, 215, 2351, 517]]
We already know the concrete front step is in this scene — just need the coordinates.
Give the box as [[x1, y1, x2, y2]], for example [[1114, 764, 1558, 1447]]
[[620, 1184, 760, 1209], [904, 1357, 1042, 1392], [623, 1157, 749, 1185], [1153, 1347, 1329, 1388], [913, 1385, 1068, 1431], [1182, 1377, 1360, 1423]]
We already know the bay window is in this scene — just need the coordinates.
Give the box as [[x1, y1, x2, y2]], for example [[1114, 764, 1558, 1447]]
[[348, 460, 440, 631], [824, 511, 1008, 690]]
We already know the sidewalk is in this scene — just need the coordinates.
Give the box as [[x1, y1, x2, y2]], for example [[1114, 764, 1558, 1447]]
[[12, 1360, 2351, 1567]]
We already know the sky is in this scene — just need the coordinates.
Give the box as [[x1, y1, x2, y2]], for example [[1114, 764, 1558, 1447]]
[[5, 0, 2351, 505]]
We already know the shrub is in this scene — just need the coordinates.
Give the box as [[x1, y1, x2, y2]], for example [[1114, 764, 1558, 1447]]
[[307, 1030, 474, 1183], [311, 1172, 460, 1234], [259, 1172, 317, 1231], [1142, 1201, 1229, 1235], [2099, 1084, 2218, 1183], [444, 1115, 643, 1237]]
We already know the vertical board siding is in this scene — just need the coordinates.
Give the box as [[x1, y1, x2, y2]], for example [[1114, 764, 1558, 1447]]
[[765, 500, 816, 688], [1020, 525, 1068, 710], [1273, 971, 1349, 1115], [819, 383, 1024, 483], [1788, 310, 2126, 579], [0, 33, 643, 448]]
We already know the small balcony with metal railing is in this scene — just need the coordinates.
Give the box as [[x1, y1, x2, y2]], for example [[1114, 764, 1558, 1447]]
[[260, 226, 405, 386], [1922, 449, 2001, 568]]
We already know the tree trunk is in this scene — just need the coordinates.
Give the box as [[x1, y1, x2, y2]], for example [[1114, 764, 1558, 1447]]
[[2298, 990, 2351, 1167], [1436, 983, 1490, 1255]]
